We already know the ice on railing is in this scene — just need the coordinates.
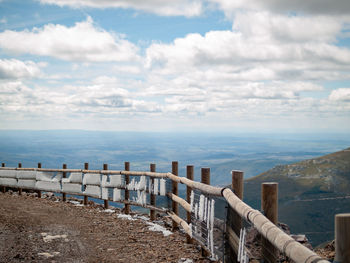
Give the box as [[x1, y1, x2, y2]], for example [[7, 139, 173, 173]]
[[0, 170, 17, 178], [84, 185, 101, 198], [113, 188, 121, 201], [62, 183, 83, 194], [159, 178, 166, 196], [137, 176, 146, 191], [191, 192, 216, 258], [134, 190, 146, 205], [36, 171, 61, 182], [18, 179, 36, 189], [35, 171, 61, 192], [36, 181, 61, 192], [83, 173, 101, 186], [101, 174, 123, 188], [0, 178, 17, 187], [62, 172, 82, 184], [153, 179, 159, 195], [101, 187, 108, 200], [127, 176, 146, 191], [16, 170, 37, 179], [127, 178, 136, 190]]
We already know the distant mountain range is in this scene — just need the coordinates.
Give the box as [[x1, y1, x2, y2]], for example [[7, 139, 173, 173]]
[[243, 147, 350, 246]]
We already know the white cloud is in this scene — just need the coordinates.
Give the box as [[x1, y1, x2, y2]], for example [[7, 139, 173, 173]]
[[210, 0, 350, 16], [39, 0, 202, 17], [329, 88, 350, 101], [0, 59, 43, 79], [0, 17, 140, 62]]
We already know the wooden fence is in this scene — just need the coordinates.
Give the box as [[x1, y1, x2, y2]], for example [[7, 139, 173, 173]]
[[0, 161, 342, 263]]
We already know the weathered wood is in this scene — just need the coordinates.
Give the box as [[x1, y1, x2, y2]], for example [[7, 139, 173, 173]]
[[167, 193, 191, 213], [335, 213, 350, 263], [222, 188, 329, 263], [62, 164, 67, 202], [37, 163, 42, 198], [166, 173, 222, 196], [232, 170, 244, 234], [261, 182, 278, 263], [124, 162, 130, 214], [83, 163, 88, 205], [18, 163, 22, 195], [150, 163, 156, 221], [172, 161, 179, 231], [226, 170, 244, 263], [186, 165, 194, 244], [200, 167, 210, 257], [167, 211, 191, 237], [1, 163, 5, 193], [103, 163, 109, 209], [226, 225, 239, 254]]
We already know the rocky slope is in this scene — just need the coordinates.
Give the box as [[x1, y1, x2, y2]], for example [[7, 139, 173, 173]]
[[244, 147, 350, 246]]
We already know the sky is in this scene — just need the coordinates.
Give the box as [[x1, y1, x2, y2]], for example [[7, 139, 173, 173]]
[[0, 0, 350, 133]]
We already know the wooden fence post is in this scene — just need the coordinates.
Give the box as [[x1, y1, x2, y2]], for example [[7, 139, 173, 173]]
[[225, 170, 244, 263], [186, 165, 194, 244], [18, 163, 22, 195], [37, 163, 42, 198], [62, 164, 67, 202], [172, 161, 179, 231], [2, 163, 5, 193], [201, 168, 211, 257], [262, 182, 278, 263], [150, 163, 156, 221], [124, 162, 130, 214], [335, 213, 350, 263], [84, 163, 88, 205], [103, 163, 109, 209]]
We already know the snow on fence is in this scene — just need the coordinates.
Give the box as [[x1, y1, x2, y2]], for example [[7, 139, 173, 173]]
[[0, 162, 331, 263]]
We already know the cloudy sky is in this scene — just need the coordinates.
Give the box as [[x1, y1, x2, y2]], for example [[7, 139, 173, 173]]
[[0, 0, 349, 133]]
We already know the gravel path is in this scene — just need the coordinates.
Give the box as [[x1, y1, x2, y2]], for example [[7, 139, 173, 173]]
[[0, 191, 210, 263]]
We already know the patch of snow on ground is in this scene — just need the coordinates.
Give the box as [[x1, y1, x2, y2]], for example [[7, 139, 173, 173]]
[[117, 214, 136, 221], [38, 252, 60, 258], [103, 209, 115, 213], [41, 233, 69, 242], [178, 259, 193, 263], [69, 200, 83, 207], [146, 221, 172, 237]]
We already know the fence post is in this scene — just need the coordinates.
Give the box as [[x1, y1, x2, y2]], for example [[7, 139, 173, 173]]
[[261, 182, 278, 263], [124, 162, 130, 214], [37, 163, 42, 198], [150, 163, 156, 221], [62, 164, 67, 202], [201, 167, 211, 256], [172, 161, 179, 231], [18, 163, 22, 195], [186, 165, 194, 244], [335, 213, 350, 263], [225, 170, 244, 263], [84, 163, 89, 205], [2, 163, 5, 193], [103, 163, 109, 209]]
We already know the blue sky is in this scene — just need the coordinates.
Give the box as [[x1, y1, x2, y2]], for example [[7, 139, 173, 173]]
[[0, 0, 350, 133]]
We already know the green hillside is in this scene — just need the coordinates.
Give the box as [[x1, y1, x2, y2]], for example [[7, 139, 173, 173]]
[[243, 147, 350, 246]]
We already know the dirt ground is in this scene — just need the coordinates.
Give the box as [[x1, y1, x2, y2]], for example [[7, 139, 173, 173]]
[[0, 190, 211, 263]]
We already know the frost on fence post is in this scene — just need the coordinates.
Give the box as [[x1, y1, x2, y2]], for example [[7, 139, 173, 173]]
[[238, 228, 249, 263], [159, 178, 166, 196], [190, 191, 217, 259]]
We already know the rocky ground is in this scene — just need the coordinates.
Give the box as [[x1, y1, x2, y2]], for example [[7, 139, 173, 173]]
[[0, 190, 211, 263], [0, 190, 335, 263]]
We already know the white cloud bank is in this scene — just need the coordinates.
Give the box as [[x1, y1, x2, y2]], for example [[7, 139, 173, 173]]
[[0, 17, 139, 62], [39, 0, 202, 17], [0, 59, 43, 79]]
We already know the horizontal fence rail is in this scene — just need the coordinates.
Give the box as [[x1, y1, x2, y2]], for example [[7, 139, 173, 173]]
[[0, 164, 331, 263]]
